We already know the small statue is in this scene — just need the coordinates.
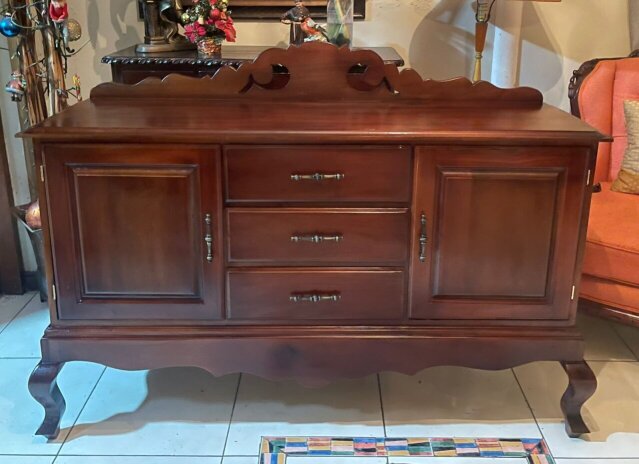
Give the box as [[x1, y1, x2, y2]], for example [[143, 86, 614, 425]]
[[49, 0, 76, 50], [280, 0, 311, 45], [48, 0, 69, 23]]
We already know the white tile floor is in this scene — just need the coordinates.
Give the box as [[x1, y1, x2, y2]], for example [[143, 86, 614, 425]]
[[1, 292, 639, 464]]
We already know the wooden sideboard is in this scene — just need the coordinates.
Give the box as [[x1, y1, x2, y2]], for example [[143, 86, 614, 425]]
[[103, 45, 404, 84], [22, 43, 606, 440]]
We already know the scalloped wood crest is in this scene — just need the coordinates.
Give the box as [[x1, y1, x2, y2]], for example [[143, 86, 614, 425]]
[[92, 42, 543, 107]]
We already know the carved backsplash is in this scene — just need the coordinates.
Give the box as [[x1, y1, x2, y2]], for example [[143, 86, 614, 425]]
[[92, 42, 543, 108]]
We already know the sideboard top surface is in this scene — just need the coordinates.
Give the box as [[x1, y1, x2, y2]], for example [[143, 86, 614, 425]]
[[22, 43, 607, 145]]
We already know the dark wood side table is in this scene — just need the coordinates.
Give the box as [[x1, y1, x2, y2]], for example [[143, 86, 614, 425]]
[[103, 45, 405, 84]]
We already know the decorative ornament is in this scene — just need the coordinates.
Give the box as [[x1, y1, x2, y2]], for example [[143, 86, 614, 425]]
[[0, 13, 20, 38], [5, 71, 26, 102], [182, 0, 236, 57], [326, 0, 353, 46], [25, 199, 42, 230], [64, 18, 82, 42]]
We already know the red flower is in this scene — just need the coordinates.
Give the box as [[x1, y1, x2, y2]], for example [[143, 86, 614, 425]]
[[215, 15, 236, 42], [184, 22, 207, 43], [210, 8, 221, 20]]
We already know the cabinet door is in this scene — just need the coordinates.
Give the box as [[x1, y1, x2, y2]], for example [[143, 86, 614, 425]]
[[410, 146, 589, 321], [44, 145, 223, 321]]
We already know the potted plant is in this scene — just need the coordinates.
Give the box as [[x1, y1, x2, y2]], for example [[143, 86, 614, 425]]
[[181, 0, 236, 57]]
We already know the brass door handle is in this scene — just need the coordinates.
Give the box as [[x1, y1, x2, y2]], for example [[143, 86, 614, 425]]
[[419, 212, 428, 263], [291, 234, 343, 243], [290, 173, 345, 182], [204, 213, 213, 263], [290, 293, 341, 303]]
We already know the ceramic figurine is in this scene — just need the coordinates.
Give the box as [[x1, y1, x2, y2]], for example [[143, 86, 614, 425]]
[[301, 17, 328, 42], [48, 0, 69, 23], [5, 71, 25, 102], [280, 0, 311, 45]]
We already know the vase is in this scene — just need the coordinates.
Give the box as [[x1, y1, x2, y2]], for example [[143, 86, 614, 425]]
[[326, 0, 354, 47], [197, 37, 222, 58]]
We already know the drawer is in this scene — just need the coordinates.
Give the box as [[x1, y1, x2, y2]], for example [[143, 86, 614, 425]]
[[224, 145, 412, 203], [227, 269, 405, 321], [227, 208, 410, 265]]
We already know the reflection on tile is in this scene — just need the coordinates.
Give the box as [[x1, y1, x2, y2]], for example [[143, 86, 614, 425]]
[[0, 359, 104, 455], [225, 375, 384, 456], [0, 292, 35, 335], [60, 368, 238, 456], [514, 361, 639, 458], [0, 295, 49, 358], [613, 323, 639, 360], [222, 458, 259, 464], [381, 367, 540, 439], [577, 314, 636, 361], [55, 457, 223, 464]]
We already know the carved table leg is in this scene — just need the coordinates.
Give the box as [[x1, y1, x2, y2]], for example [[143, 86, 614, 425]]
[[28, 361, 66, 439], [560, 361, 597, 438]]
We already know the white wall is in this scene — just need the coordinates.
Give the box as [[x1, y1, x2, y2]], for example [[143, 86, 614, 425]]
[[61, 0, 631, 108]]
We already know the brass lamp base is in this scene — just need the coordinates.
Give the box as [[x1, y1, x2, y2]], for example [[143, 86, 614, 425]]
[[136, 39, 196, 54]]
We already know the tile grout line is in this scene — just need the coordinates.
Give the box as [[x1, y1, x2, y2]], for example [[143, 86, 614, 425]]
[[511, 368, 548, 449], [376, 373, 388, 438], [0, 292, 37, 338], [53, 365, 108, 459], [610, 323, 639, 362], [221, 373, 242, 458]]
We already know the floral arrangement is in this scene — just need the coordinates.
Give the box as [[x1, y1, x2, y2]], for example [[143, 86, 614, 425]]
[[182, 0, 236, 46]]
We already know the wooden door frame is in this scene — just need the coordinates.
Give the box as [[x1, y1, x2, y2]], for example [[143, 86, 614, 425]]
[[0, 113, 24, 294]]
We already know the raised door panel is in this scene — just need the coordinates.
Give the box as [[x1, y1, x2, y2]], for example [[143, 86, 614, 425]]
[[44, 144, 223, 321], [410, 146, 589, 320]]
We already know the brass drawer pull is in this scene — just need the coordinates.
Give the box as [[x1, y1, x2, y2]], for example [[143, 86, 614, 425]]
[[419, 212, 428, 263], [291, 173, 345, 182], [291, 234, 343, 243], [290, 293, 341, 303], [204, 213, 213, 263]]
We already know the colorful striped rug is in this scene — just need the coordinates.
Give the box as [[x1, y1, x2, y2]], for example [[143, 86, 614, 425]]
[[259, 436, 554, 463]]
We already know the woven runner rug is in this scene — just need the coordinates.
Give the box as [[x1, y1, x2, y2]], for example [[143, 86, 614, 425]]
[[259, 436, 554, 463]]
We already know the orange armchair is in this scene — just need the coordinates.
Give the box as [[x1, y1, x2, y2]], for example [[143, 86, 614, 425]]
[[570, 51, 639, 326]]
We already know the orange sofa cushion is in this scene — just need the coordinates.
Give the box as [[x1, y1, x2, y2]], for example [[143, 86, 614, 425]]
[[582, 182, 639, 286], [579, 58, 639, 182], [580, 275, 639, 315]]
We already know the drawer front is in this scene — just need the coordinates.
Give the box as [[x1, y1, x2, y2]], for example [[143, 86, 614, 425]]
[[225, 145, 412, 203], [227, 269, 405, 321], [227, 208, 410, 265]]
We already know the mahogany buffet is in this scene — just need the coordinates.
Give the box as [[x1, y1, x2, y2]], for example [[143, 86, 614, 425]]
[[22, 43, 606, 440]]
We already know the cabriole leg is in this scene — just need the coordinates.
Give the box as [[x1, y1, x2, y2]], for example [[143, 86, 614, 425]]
[[28, 361, 66, 440], [560, 360, 597, 438]]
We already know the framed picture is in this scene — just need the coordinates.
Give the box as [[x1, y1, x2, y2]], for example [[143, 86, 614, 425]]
[[138, 0, 366, 20]]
